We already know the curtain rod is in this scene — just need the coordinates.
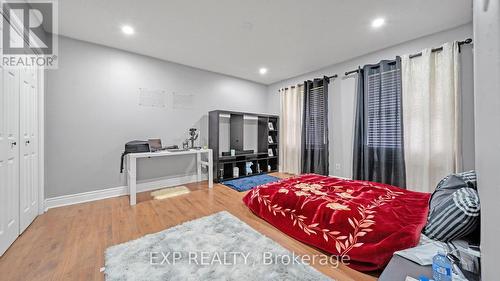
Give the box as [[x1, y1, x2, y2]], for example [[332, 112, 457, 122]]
[[343, 38, 473, 76], [278, 74, 338, 92]]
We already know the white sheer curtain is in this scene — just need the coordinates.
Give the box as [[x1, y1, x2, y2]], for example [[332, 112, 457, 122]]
[[279, 85, 304, 174], [401, 42, 462, 193]]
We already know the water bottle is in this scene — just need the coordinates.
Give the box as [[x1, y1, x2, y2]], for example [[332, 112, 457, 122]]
[[432, 251, 452, 281]]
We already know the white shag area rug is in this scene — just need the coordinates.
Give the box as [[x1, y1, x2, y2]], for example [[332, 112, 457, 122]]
[[105, 211, 331, 281]]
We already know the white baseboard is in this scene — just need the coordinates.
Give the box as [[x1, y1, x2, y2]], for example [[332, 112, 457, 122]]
[[44, 174, 207, 211]]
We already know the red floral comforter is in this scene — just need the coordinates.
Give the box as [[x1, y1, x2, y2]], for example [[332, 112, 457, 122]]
[[242, 174, 431, 271]]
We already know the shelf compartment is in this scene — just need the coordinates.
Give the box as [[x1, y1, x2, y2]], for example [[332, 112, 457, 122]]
[[268, 157, 278, 172], [257, 159, 268, 173], [218, 162, 235, 180]]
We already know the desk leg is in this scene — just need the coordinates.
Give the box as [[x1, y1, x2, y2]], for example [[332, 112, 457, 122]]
[[196, 152, 202, 183], [208, 151, 213, 188], [129, 157, 137, 206]]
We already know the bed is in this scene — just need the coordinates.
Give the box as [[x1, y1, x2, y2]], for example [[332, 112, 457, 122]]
[[242, 174, 431, 271]]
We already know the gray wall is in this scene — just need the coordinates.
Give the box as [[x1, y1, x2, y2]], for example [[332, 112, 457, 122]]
[[266, 23, 475, 177], [473, 1, 500, 280], [45, 36, 268, 198]]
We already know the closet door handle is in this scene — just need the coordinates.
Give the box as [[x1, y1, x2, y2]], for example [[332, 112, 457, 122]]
[[11, 141, 17, 147], [25, 140, 30, 145]]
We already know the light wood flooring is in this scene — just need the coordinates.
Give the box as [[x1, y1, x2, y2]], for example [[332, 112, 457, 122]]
[[0, 173, 377, 281]]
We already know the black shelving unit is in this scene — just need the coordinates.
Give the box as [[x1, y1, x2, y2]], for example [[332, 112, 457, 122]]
[[209, 110, 279, 182]]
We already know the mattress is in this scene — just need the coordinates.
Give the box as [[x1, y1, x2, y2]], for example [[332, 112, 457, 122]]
[[243, 174, 431, 271]]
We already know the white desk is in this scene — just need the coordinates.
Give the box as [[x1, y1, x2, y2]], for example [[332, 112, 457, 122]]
[[126, 149, 213, 205]]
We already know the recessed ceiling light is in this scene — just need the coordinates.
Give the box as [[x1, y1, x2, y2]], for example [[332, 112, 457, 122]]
[[121, 25, 135, 35], [371, 18, 385, 28], [259, 68, 268, 75]]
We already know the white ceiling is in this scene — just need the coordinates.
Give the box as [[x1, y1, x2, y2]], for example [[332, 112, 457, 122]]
[[58, 0, 472, 85]]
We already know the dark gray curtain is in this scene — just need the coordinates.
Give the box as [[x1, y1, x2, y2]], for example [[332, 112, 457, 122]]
[[302, 76, 329, 175], [352, 58, 406, 188]]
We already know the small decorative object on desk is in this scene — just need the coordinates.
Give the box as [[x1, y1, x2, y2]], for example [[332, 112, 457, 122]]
[[182, 140, 189, 150], [245, 162, 253, 175], [256, 163, 261, 173], [268, 136, 273, 144], [268, 165, 271, 171], [268, 122, 274, 131], [268, 148, 274, 157], [233, 166, 239, 178], [230, 149, 235, 156], [188, 128, 199, 149]]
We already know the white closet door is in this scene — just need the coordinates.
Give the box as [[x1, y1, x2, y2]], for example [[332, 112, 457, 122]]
[[0, 67, 20, 256], [19, 67, 39, 233]]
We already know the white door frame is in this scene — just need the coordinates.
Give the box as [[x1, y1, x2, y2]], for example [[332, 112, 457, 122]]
[[37, 68, 44, 215]]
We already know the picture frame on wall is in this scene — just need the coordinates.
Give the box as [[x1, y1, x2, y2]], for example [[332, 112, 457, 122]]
[[268, 148, 274, 157], [268, 122, 274, 131], [268, 136, 273, 143]]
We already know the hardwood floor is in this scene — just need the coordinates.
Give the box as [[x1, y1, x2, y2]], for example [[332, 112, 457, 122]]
[[0, 173, 377, 281]]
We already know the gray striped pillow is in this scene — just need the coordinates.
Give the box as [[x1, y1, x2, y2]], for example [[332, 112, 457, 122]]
[[457, 170, 477, 189], [424, 187, 480, 241], [435, 170, 477, 191]]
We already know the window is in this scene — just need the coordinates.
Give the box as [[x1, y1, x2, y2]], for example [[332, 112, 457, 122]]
[[304, 86, 328, 146], [366, 65, 403, 148]]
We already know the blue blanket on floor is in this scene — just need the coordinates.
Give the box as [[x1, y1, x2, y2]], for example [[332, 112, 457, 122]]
[[223, 174, 280, 192]]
